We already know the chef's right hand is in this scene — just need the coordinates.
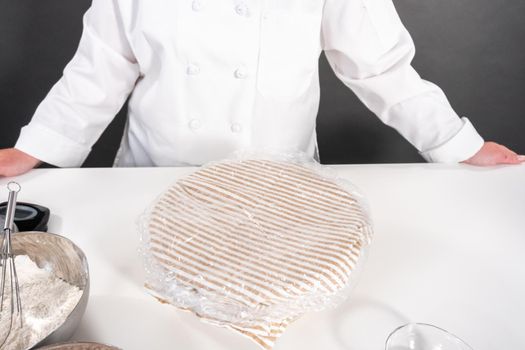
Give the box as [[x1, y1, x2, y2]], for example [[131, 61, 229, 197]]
[[0, 148, 41, 177]]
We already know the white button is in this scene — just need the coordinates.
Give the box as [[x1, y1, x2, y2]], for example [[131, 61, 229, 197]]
[[235, 3, 249, 16], [234, 67, 248, 79], [192, 0, 204, 11], [189, 119, 202, 130], [231, 123, 242, 133], [186, 64, 200, 75]]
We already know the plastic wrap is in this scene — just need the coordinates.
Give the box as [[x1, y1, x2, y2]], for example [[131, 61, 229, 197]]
[[140, 152, 373, 349]]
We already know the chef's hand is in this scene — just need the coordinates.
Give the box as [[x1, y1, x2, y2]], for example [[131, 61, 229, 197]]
[[0, 148, 41, 177], [462, 142, 525, 166]]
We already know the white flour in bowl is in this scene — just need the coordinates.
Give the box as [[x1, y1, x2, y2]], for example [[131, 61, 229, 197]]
[[0, 255, 83, 350]]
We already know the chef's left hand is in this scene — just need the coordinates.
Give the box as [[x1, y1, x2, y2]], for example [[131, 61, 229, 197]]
[[462, 141, 525, 166]]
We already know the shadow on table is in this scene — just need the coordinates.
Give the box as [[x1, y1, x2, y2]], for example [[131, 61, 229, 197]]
[[331, 296, 410, 350]]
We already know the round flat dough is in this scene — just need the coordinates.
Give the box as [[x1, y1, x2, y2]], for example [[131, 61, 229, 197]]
[[145, 159, 372, 349]]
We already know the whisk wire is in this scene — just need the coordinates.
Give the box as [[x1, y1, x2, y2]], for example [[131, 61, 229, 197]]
[[0, 182, 23, 346]]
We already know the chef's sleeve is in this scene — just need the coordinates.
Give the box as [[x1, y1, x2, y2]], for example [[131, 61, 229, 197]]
[[15, 0, 140, 167], [322, 0, 484, 162]]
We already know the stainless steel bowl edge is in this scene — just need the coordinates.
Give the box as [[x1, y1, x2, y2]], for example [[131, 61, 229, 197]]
[[11, 231, 90, 350]]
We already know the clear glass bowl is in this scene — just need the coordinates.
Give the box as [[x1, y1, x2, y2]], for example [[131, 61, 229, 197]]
[[385, 323, 473, 350]]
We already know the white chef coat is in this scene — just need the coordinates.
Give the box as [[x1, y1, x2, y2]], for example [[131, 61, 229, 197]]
[[15, 0, 484, 167]]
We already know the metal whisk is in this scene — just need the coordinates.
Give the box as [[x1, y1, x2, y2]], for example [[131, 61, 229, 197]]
[[0, 182, 23, 346]]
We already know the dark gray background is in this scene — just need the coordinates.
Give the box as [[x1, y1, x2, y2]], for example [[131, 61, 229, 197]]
[[1, 0, 524, 166]]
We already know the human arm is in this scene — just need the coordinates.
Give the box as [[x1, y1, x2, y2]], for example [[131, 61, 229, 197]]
[[322, 0, 521, 164], [10, 0, 139, 172]]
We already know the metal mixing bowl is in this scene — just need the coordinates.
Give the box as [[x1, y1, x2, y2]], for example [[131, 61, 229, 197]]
[[11, 231, 90, 349]]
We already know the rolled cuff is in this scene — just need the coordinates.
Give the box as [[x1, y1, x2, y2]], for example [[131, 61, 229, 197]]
[[420, 117, 484, 163], [14, 122, 91, 168]]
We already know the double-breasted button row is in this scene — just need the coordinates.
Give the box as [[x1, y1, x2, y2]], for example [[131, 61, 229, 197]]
[[188, 119, 243, 133], [187, 1, 249, 134], [191, 0, 249, 16], [186, 63, 248, 79]]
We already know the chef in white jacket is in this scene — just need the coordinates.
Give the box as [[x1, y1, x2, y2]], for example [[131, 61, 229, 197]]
[[0, 0, 523, 176]]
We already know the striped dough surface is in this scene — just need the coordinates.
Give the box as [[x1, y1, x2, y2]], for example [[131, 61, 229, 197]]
[[144, 159, 372, 349]]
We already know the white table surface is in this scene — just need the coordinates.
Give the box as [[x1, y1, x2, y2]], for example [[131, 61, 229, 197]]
[[1, 163, 524, 350]]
